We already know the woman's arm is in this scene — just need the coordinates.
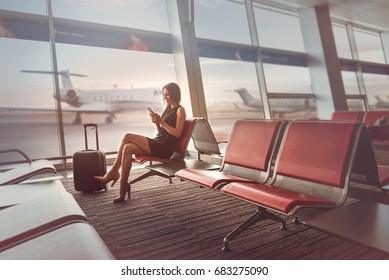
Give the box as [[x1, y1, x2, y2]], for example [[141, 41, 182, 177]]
[[158, 107, 186, 138]]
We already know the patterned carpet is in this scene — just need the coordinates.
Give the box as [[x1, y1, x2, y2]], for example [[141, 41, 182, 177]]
[[61, 162, 389, 260]]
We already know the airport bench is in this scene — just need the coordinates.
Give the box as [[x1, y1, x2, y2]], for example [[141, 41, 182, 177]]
[[130, 118, 198, 185], [130, 118, 221, 185], [177, 120, 362, 251], [330, 110, 389, 190], [175, 119, 286, 190], [331, 110, 389, 149], [362, 110, 389, 126], [0, 180, 115, 259], [0, 149, 56, 186], [0, 180, 67, 210], [362, 111, 389, 144], [351, 126, 389, 192], [330, 110, 389, 126], [220, 121, 362, 250], [191, 117, 225, 163], [331, 111, 364, 122]]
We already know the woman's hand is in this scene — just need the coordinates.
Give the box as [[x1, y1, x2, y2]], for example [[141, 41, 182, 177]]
[[149, 112, 162, 124]]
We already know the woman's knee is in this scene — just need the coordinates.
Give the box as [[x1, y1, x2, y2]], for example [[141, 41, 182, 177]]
[[122, 133, 134, 143], [122, 143, 136, 157]]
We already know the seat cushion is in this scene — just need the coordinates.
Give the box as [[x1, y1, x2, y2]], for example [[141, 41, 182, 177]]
[[133, 154, 176, 164], [175, 168, 253, 189], [223, 182, 336, 214], [364, 111, 389, 126]]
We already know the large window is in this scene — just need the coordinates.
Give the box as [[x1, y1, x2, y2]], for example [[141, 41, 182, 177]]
[[263, 64, 316, 119], [55, 44, 176, 155], [342, 71, 366, 111], [51, 0, 169, 32], [195, 0, 251, 44], [199, 58, 263, 139], [342, 71, 360, 95], [333, 23, 353, 59], [363, 73, 389, 108], [254, 4, 305, 52], [354, 28, 385, 63], [0, 3, 176, 162], [0, 39, 59, 159], [263, 64, 311, 94]]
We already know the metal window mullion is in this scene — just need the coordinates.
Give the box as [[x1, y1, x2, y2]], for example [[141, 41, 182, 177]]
[[346, 23, 369, 110], [47, 0, 67, 167], [245, 0, 271, 119]]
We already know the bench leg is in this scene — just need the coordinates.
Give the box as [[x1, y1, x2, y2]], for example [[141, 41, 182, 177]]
[[292, 217, 301, 225], [129, 170, 172, 185], [222, 206, 286, 252]]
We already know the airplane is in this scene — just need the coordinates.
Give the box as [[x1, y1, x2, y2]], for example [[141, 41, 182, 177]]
[[2, 70, 164, 124], [230, 88, 316, 118]]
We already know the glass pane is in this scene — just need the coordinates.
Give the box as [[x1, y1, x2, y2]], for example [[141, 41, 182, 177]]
[[263, 64, 312, 93], [333, 23, 352, 59], [254, 4, 305, 52], [354, 28, 385, 63], [51, 0, 169, 32], [268, 98, 317, 119], [347, 99, 365, 111], [195, 0, 251, 44], [342, 71, 360, 95], [363, 73, 389, 109], [263, 64, 315, 119], [200, 58, 263, 140], [0, 39, 60, 160], [0, 0, 47, 15], [55, 44, 177, 155]]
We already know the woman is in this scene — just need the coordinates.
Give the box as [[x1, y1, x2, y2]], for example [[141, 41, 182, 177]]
[[95, 82, 186, 202]]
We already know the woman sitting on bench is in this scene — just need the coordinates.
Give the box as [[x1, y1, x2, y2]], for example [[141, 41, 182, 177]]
[[95, 82, 186, 203]]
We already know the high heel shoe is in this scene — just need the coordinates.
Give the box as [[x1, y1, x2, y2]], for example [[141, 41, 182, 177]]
[[113, 183, 131, 203], [94, 172, 120, 187]]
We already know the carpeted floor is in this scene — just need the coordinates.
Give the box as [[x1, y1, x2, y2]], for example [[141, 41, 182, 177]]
[[61, 162, 389, 260]]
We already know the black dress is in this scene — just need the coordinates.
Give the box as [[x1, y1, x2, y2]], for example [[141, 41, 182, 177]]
[[147, 106, 180, 158]]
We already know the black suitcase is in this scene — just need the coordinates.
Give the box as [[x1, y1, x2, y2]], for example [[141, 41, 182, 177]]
[[73, 123, 107, 192]]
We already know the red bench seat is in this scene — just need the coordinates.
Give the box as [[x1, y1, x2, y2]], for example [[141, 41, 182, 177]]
[[220, 121, 362, 251], [223, 182, 336, 214], [175, 168, 254, 189], [176, 119, 285, 189]]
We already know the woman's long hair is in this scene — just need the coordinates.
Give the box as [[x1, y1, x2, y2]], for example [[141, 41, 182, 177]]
[[161, 82, 181, 118]]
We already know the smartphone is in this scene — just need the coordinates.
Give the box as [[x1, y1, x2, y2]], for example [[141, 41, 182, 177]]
[[147, 107, 154, 114]]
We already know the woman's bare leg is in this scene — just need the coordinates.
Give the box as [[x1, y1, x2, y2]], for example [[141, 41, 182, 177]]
[[110, 133, 151, 174], [113, 135, 151, 201], [96, 133, 151, 187], [119, 143, 146, 186]]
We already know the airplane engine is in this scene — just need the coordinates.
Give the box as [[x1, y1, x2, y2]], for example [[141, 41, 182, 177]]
[[65, 89, 78, 102]]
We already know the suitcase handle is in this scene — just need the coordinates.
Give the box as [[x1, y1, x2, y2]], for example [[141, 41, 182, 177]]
[[84, 123, 99, 150]]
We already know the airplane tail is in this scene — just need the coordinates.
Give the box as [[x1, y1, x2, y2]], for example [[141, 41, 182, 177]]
[[376, 95, 385, 103], [374, 95, 389, 108], [233, 88, 253, 106]]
